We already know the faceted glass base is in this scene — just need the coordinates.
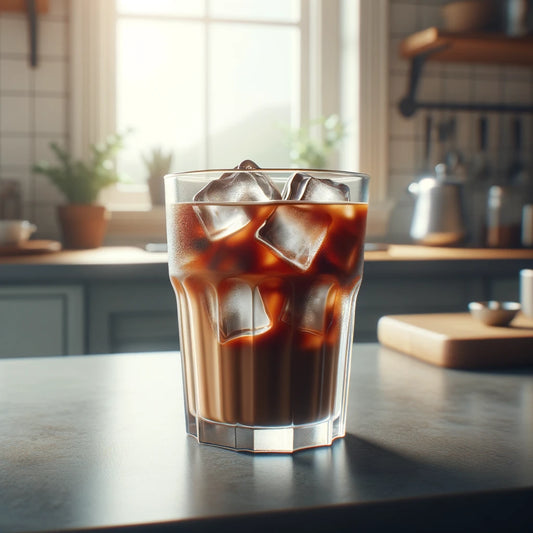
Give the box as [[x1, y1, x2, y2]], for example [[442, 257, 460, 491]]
[[187, 414, 346, 453]]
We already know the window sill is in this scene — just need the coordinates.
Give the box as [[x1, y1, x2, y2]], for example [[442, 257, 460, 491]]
[[104, 207, 166, 247], [104, 200, 391, 248]]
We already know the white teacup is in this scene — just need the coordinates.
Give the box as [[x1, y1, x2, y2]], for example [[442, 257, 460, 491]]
[[520, 269, 533, 318], [0, 220, 37, 246]]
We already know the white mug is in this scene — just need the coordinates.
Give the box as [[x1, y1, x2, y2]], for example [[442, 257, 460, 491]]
[[0, 220, 37, 245], [520, 269, 533, 318]]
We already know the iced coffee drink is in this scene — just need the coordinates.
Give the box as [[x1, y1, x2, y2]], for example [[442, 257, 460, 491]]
[[166, 162, 369, 452]]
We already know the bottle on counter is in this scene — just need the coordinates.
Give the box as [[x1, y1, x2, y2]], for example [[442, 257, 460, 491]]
[[486, 184, 523, 248], [485, 117, 532, 249], [522, 204, 533, 248]]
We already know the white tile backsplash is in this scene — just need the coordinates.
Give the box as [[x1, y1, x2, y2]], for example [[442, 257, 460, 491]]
[[390, 3, 419, 37], [503, 81, 533, 105], [473, 78, 502, 103], [390, 106, 417, 138], [34, 173, 65, 204], [442, 77, 472, 103], [389, 36, 409, 75], [34, 96, 67, 134], [389, 72, 409, 105], [39, 20, 67, 57], [0, 17, 28, 55], [389, 138, 417, 171], [418, 74, 443, 101], [0, 58, 31, 91], [0, 95, 31, 133], [419, 3, 442, 30], [0, 136, 31, 166], [504, 66, 533, 82], [34, 60, 67, 93], [0, 0, 69, 237], [473, 64, 502, 79], [34, 135, 66, 162]]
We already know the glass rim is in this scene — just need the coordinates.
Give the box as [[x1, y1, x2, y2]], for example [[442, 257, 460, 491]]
[[164, 168, 370, 181]]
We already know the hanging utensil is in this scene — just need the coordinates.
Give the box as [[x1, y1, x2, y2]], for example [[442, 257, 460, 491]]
[[508, 116, 528, 186], [466, 117, 492, 246], [444, 116, 466, 182], [421, 114, 433, 176], [471, 116, 491, 183]]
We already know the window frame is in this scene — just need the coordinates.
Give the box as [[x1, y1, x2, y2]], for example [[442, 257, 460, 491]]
[[69, 0, 389, 242]]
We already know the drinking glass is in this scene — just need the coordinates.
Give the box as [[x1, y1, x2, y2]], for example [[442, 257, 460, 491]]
[[165, 168, 369, 452]]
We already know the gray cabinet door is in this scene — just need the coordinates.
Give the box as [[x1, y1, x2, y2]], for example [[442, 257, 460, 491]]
[[0, 285, 84, 357], [87, 281, 178, 354]]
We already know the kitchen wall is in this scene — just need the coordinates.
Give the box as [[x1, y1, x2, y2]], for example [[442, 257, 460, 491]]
[[0, 0, 532, 242], [0, 0, 68, 239], [388, 0, 533, 240]]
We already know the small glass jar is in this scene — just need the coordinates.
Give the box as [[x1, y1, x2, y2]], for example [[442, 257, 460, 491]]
[[486, 185, 523, 248], [522, 204, 533, 248]]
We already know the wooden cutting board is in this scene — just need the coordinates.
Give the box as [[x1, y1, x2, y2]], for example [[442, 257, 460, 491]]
[[377, 312, 533, 369]]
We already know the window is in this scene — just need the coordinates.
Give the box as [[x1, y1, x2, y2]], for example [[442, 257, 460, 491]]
[[115, 0, 305, 182], [69, 0, 388, 240]]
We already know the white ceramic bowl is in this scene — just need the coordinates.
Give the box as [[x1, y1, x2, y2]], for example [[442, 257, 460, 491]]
[[520, 270, 533, 318], [468, 301, 521, 327], [0, 220, 37, 246]]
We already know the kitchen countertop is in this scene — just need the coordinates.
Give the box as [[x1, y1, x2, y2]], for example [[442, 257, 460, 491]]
[[0, 343, 532, 532], [0, 245, 532, 281]]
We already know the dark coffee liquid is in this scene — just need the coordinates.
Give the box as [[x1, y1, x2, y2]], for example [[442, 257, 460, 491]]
[[168, 202, 368, 427]]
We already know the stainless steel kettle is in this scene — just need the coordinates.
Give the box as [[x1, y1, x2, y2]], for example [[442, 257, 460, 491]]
[[408, 164, 466, 246]]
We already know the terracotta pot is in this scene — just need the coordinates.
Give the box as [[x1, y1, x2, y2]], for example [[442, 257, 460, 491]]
[[57, 204, 109, 249]]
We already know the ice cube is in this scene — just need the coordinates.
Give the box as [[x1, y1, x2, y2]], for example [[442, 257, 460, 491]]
[[283, 280, 338, 335], [208, 278, 271, 342], [282, 172, 351, 202], [193, 160, 281, 240], [257, 205, 331, 270]]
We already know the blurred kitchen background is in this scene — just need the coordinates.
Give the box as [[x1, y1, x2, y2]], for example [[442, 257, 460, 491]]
[[0, 0, 532, 246]]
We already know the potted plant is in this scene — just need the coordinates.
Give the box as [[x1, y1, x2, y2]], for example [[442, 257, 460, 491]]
[[33, 133, 125, 249], [288, 114, 347, 169], [142, 146, 173, 206]]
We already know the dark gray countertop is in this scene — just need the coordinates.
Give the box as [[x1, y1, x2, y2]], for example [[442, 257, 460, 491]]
[[0, 344, 532, 532]]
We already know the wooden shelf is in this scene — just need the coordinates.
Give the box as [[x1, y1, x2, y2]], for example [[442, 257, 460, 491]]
[[397, 27, 533, 116], [0, 0, 48, 12], [400, 27, 533, 66]]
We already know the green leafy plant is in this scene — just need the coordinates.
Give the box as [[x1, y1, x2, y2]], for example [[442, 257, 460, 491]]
[[32, 133, 125, 204], [142, 146, 173, 180], [288, 114, 348, 168]]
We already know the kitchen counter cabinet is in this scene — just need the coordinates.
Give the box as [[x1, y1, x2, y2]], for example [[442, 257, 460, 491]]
[[87, 280, 177, 354], [0, 344, 531, 532], [0, 285, 83, 357], [0, 246, 531, 352]]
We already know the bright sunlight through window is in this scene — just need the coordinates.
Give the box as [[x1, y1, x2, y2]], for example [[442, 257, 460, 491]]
[[115, 0, 303, 184]]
